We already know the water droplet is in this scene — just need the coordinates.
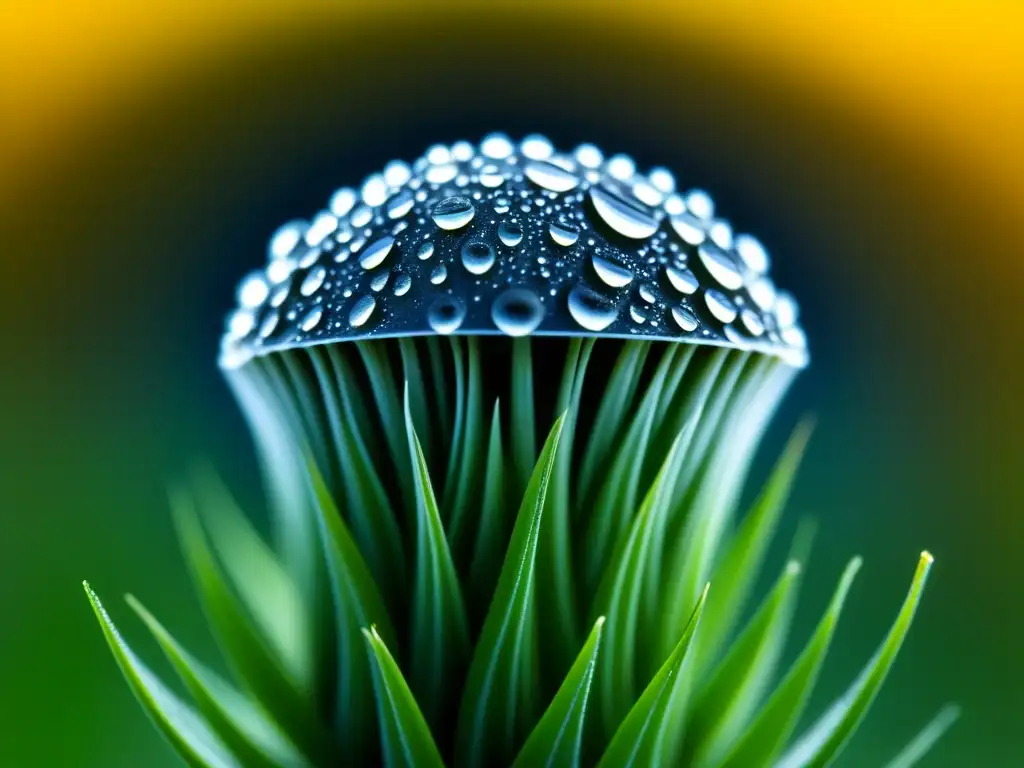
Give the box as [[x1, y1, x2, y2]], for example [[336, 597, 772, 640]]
[[425, 163, 458, 184], [432, 196, 475, 230], [418, 241, 435, 260], [606, 154, 636, 180], [782, 325, 807, 348], [480, 165, 505, 188], [491, 288, 544, 336], [427, 296, 466, 334], [480, 133, 514, 159], [670, 212, 706, 245], [648, 167, 676, 194], [386, 189, 414, 219], [741, 309, 765, 336], [684, 189, 714, 219], [632, 180, 664, 208], [498, 219, 523, 247], [524, 159, 581, 193], [734, 234, 770, 274], [370, 270, 390, 292], [748, 277, 776, 311], [568, 284, 619, 331], [591, 252, 634, 287], [705, 289, 738, 323], [258, 311, 279, 338], [574, 143, 604, 168], [671, 306, 699, 332], [361, 174, 388, 207], [328, 188, 357, 217], [698, 242, 744, 290], [350, 205, 373, 228], [451, 140, 474, 161], [430, 264, 447, 284], [228, 309, 255, 338], [639, 283, 657, 303], [383, 160, 411, 187], [426, 144, 451, 165], [269, 220, 306, 260], [300, 306, 324, 332], [665, 264, 699, 295], [393, 273, 412, 296], [301, 265, 327, 296], [304, 213, 338, 247], [629, 304, 647, 324], [709, 220, 733, 249], [349, 295, 376, 327], [521, 134, 554, 159], [461, 241, 496, 275], [775, 291, 799, 327], [267, 259, 295, 284], [549, 219, 580, 247], [238, 273, 269, 308], [360, 235, 394, 269], [589, 182, 658, 239]]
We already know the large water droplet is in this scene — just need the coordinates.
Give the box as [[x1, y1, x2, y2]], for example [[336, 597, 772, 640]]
[[361, 174, 388, 207], [665, 264, 699, 295], [417, 242, 435, 260], [360, 235, 394, 270], [589, 182, 658, 239], [328, 188, 356, 217], [480, 133, 514, 159], [228, 309, 255, 338], [300, 306, 324, 332], [432, 196, 476, 230], [425, 163, 458, 184], [684, 189, 715, 219], [461, 241, 496, 275], [393, 273, 412, 296], [698, 242, 744, 290], [479, 165, 505, 188], [520, 134, 554, 160], [386, 189, 414, 219], [574, 143, 604, 168], [491, 288, 544, 336], [258, 311, 279, 339], [304, 213, 338, 247], [774, 291, 799, 327], [670, 212, 706, 245], [238, 273, 269, 308], [370, 270, 390, 292], [734, 234, 770, 273], [741, 309, 765, 337], [383, 160, 412, 187], [349, 295, 376, 327], [671, 306, 699, 332], [748, 276, 776, 311], [428, 296, 466, 334], [524, 159, 581, 193], [498, 219, 523, 247], [269, 220, 306, 260], [300, 265, 327, 296], [705, 289, 738, 323], [591, 252, 634, 288], [568, 284, 619, 331], [430, 264, 447, 284], [549, 219, 580, 247]]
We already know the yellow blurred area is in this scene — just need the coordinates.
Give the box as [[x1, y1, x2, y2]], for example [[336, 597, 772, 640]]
[[2, 0, 1022, 215]]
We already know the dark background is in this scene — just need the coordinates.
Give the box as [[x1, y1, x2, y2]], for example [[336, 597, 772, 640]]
[[2, 2, 1021, 765]]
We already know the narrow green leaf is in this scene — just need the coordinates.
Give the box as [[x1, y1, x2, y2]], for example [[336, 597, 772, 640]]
[[457, 414, 567, 768], [399, 338, 433, 469], [443, 337, 485, 550], [685, 561, 803, 767], [585, 345, 678, 593], [127, 595, 310, 768], [539, 337, 593, 676], [311, 347, 407, 605], [171, 488, 333, 763], [362, 627, 447, 768], [719, 557, 862, 768], [596, 585, 709, 768], [191, 467, 311, 689], [424, 336, 452, 451], [511, 337, 537, 496], [83, 583, 240, 768], [882, 704, 960, 768], [308, 458, 397, 751], [469, 398, 507, 614], [775, 552, 935, 768], [692, 420, 813, 676], [577, 342, 651, 511], [513, 617, 606, 768], [405, 386, 470, 725], [591, 427, 692, 733]]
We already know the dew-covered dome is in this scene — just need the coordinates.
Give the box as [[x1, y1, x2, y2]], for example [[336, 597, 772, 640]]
[[220, 133, 808, 369]]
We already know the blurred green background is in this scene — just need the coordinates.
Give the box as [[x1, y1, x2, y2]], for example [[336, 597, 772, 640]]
[[1, 1, 1021, 765]]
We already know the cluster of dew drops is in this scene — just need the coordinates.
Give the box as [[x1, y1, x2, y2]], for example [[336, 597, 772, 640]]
[[220, 133, 807, 369]]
